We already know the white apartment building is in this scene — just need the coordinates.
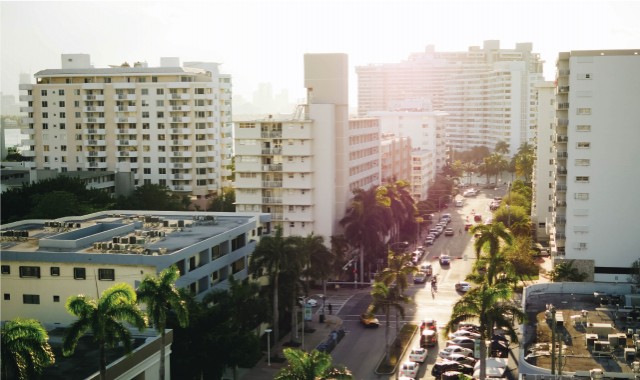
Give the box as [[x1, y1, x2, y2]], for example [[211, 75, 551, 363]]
[[357, 41, 545, 156], [234, 54, 380, 239], [550, 49, 640, 281], [410, 149, 434, 201], [531, 81, 556, 246], [380, 134, 411, 185], [0, 210, 270, 326], [18, 54, 232, 202]]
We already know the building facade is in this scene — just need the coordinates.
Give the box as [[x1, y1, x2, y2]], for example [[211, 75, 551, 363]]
[[549, 50, 640, 281], [380, 133, 411, 185], [18, 54, 232, 201], [234, 54, 380, 239], [356, 41, 545, 156], [0, 210, 270, 326]]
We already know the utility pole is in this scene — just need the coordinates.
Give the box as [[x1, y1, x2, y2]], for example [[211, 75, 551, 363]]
[[550, 305, 556, 375]]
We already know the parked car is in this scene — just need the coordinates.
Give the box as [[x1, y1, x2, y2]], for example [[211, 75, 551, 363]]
[[439, 254, 451, 265], [409, 347, 428, 363], [360, 313, 380, 328], [425, 237, 435, 246], [446, 337, 476, 350], [438, 345, 473, 359], [455, 281, 471, 292], [399, 361, 420, 378], [448, 329, 481, 340], [414, 272, 428, 284], [431, 360, 464, 377], [448, 353, 477, 365], [444, 228, 454, 236]]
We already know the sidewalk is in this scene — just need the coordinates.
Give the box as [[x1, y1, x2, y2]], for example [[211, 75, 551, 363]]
[[239, 286, 361, 380]]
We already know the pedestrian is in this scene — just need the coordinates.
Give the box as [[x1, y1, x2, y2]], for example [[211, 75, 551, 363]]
[[328, 303, 332, 315]]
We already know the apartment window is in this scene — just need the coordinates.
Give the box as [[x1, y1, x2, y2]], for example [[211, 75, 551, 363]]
[[575, 159, 590, 166], [41, 90, 47, 96], [50, 267, 60, 276], [575, 193, 589, 200], [19, 266, 41, 278], [143, 157, 151, 163], [74, 267, 86, 280], [53, 295, 60, 302], [75, 112, 81, 118], [576, 176, 590, 183], [575, 242, 588, 250], [75, 89, 80, 95], [142, 112, 149, 118], [158, 123, 165, 129], [143, 168, 151, 174], [74, 101, 80, 107], [576, 142, 591, 149], [104, 77, 111, 83], [60, 112, 66, 118], [158, 157, 166, 163], [157, 111, 164, 118], [59, 101, 65, 107], [576, 124, 591, 132], [3, 294, 9, 301], [152, 76, 158, 83], [43, 123, 49, 130], [577, 73, 592, 80], [1, 265, 9, 274], [43, 145, 50, 151], [141, 89, 149, 95], [577, 108, 591, 115], [289, 222, 295, 228], [98, 269, 115, 281], [59, 89, 65, 95], [60, 123, 66, 129], [42, 101, 48, 107], [23, 294, 40, 304], [157, 88, 164, 95], [42, 112, 48, 118]]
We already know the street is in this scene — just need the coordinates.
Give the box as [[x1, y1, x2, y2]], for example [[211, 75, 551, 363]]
[[329, 184, 510, 379]]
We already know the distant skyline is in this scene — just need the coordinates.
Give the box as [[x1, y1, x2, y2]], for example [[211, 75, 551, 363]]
[[2, 0, 639, 108]]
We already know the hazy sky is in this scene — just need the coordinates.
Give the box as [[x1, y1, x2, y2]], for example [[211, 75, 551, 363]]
[[2, 0, 639, 106]]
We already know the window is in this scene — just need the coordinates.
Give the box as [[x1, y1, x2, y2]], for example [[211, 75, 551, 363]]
[[60, 112, 65, 118], [59, 101, 65, 107], [74, 267, 86, 280], [576, 242, 588, 250], [141, 89, 149, 95], [19, 266, 41, 278], [576, 108, 591, 115], [143, 168, 151, 174], [59, 89, 65, 95], [142, 112, 149, 118], [98, 269, 115, 281], [159, 168, 166, 174], [42, 101, 48, 107], [50, 267, 60, 276], [42, 112, 48, 119], [23, 294, 40, 304], [53, 295, 60, 302], [41, 90, 47, 96], [575, 159, 590, 166], [576, 176, 590, 183], [156, 88, 164, 95], [157, 111, 164, 118], [1, 265, 10, 274], [577, 73, 592, 80], [156, 100, 164, 107], [3, 294, 9, 301], [575, 193, 589, 200], [576, 124, 591, 132], [576, 142, 591, 149]]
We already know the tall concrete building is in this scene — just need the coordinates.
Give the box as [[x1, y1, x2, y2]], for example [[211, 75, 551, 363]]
[[549, 49, 640, 281], [18, 54, 232, 202], [234, 54, 380, 238], [356, 41, 545, 156]]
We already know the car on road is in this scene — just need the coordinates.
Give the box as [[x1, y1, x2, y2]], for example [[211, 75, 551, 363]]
[[431, 360, 470, 378], [409, 347, 428, 363], [435, 226, 444, 235], [444, 228, 454, 236], [439, 254, 451, 265], [438, 345, 473, 359], [360, 313, 380, 328], [298, 297, 318, 307], [448, 329, 481, 340], [455, 281, 471, 292], [413, 272, 427, 284], [425, 237, 435, 246], [399, 361, 420, 378], [455, 199, 464, 207], [420, 263, 433, 276]]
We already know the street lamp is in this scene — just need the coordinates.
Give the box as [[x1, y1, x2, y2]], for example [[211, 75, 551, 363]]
[[265, 328, 272, 366]]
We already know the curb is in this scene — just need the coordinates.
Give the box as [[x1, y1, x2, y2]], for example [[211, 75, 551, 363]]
[[374, 323, 419, 376]]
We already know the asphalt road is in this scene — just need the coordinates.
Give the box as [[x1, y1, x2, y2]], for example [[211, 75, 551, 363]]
[[330, 184, 511, 379]]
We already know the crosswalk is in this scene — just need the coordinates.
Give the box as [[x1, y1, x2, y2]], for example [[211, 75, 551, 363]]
[[312, 293, 355, 316]]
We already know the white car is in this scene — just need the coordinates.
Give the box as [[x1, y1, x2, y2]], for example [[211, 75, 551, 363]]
[[298, 297, 318, 307], [438, 345, 473, 359], [455, 281, 471, 292], [448, 329, 481, 340], [399, 361, 420, 378], [409, 346, 428, 363]]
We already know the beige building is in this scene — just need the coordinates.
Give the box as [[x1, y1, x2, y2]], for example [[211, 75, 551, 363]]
[[234, 54, 380, 239], [18, 54, 232, 203], [0, 210, 270, 327]]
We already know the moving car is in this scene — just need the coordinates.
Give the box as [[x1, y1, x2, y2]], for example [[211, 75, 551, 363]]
[[420, 263, 433, 276], [360, 313, 380, 328], [413, 272, 427, 284], [420, 329, 437, 347], [399, 361, 420, 378], [444, 228, 454, 236], [455, 281, 471, 292], [420, 318, 438, 331], [439, 254, 451, 265], [409, 347, 428, 363], [438, 345, 473, 359], [455, 200, 464, 207]]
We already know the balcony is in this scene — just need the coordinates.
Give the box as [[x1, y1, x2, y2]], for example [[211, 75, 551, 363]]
[[171, 185, 193, 192], [116, 139, 137, 146], [556, 135, 568, 143], [85, 128, 106, 135], [83, 94, 105, 101], [262, 197, 283, 204], [170, 105, 190, 112], [115, 106, 137, 113], [556, 118, 569, 127], [172, 174, 193, 180], [172, 151, 193, 157], [556, 217, 566, 225], [21, 139, 35, 146], [262, 181, 283, 188], [556, 151, 568, 158], [84, 139, 107, 146], [118, 151, 138, 157], [116, 117, 137, 123], [19, 95, 32, 102], [171, 116, 191, 123], [22, 117, 34, 124], [262, 164, 283, 172], [20, 106, 33, 113], [261, 148, 282, 155], [556, 184, 567, 192], [86, 151, 107, 157], [557, 168, 567, 175], [557, 102, 570, 110], [22, 150, 36, 157], [171, 140, 192, 146], [87, 161, 108, 169], [557, 85, 570, 93], [556, 200, 567, 207], [261, 131, 283, 138], [170, 163, 192, 169], [83, 117, 105, 124], [170, 128, 191, 134]]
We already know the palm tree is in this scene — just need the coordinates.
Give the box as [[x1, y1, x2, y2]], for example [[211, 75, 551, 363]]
[[340, 186, 391, 283], [549, 260, 588, 282], [249, 225, 297, 347], [275, 348, 353, 380], [515, 142, 535, 183], [63, 283, 146, 380], [137, 266, 189, 380], [495, 140, 510, 155], [369, 281, 409, 361], [1, 318, 55, 380], [470, 222, 513, 286], [300, 233, 334, 311], [445, 283, 525, 380], [376, 250, 417, 296]]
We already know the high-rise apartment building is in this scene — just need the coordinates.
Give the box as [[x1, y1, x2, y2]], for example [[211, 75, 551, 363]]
[[356, 41, 544, 156], [549, 49, 640, 281], [18, 54, 232, 200], [380, 133, 411, 185], [234, 54, 380, 238]]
